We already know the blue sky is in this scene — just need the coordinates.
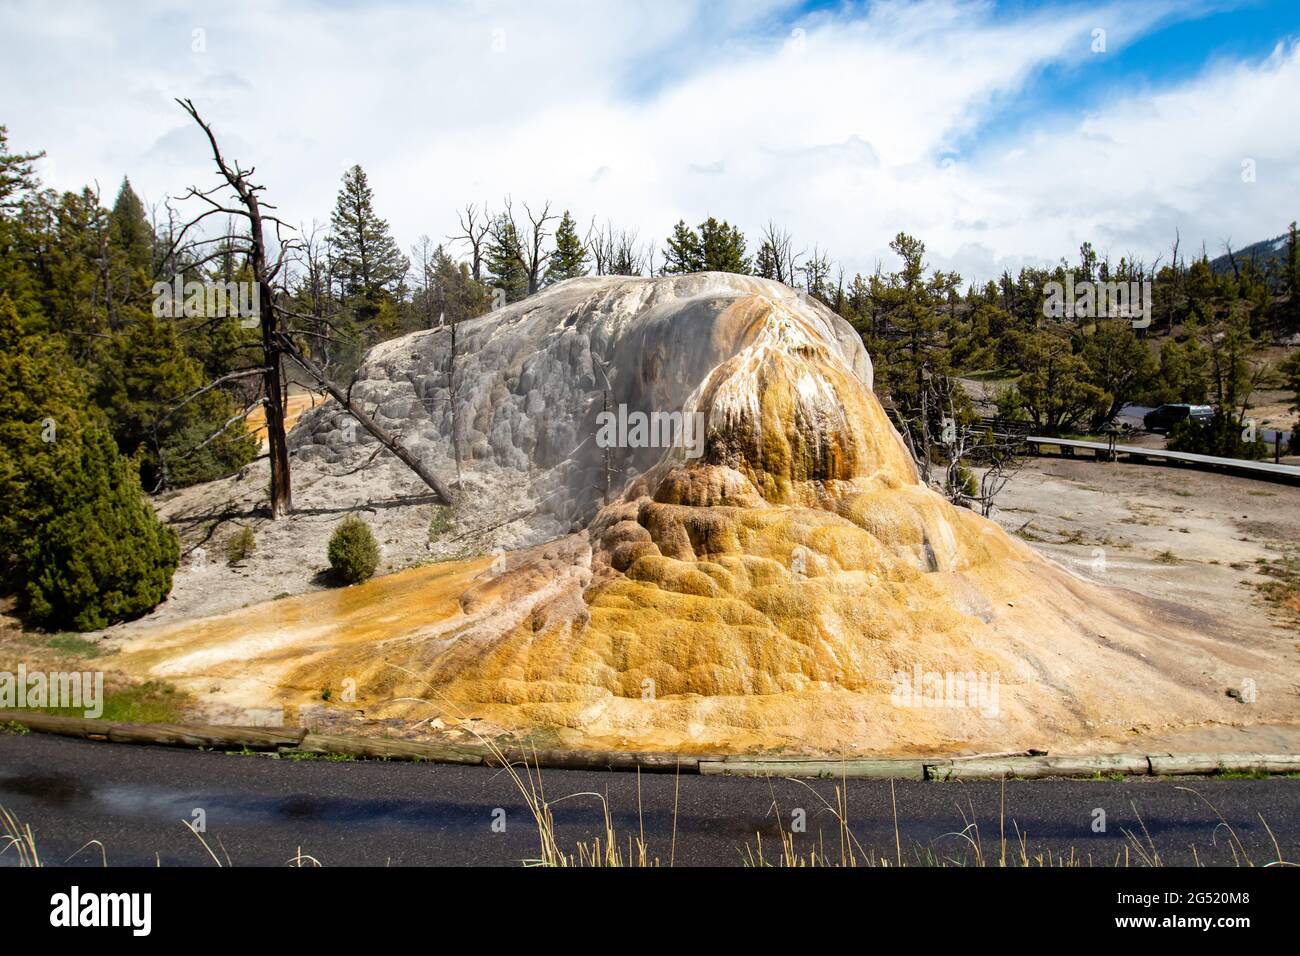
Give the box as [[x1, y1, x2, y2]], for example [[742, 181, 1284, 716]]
[[957, 0, 1300, 153], [0, 0, 1297, 282]]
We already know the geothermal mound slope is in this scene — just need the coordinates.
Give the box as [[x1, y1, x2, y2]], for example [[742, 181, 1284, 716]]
[[115, 274, 1295, 754]]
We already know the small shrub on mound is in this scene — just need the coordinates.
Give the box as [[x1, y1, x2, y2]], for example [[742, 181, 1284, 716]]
[[427, 506, 453, 542], [328, 516, 379, 584], [225, 526, 256, 565]]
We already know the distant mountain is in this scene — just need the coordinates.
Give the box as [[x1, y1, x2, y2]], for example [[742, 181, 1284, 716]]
[[1208, 230, 1294, 280]]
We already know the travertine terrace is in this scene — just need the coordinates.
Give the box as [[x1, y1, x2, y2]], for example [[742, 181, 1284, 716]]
[[113, 274, 1299, 754]]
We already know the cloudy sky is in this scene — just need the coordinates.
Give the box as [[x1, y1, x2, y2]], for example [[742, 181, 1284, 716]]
[[2, 0, 1298, 283]]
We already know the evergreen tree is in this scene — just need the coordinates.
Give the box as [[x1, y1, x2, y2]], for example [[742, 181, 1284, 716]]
[[1168, 409, 1267, 460], [543, 211, 589, 285], [1281, 349, 1300, 453], [879, 233, 945, 413], [109, 178, 153, 275], [329, 165, 409, 324], [430, 245, 492, 325], [698, 217, 750, 273], [99, 183, 257, 488], [96, 305, 258, 489], [1286, 221, 1299, 319], [0, 125, 44, 215], [1014, 329, 1107, 435], [1282, 349, 1300, 414], [1152, 333, 1210, 405], [328, 516, 380, 584], [1081, 320, 1156, 431], [662, 220, 702, 274], [0, 294, 179, 630], [26, 187, 111, 342], [485, 214, 529, 303]]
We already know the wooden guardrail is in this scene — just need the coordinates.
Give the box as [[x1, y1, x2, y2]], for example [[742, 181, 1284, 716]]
[[974, 417, 1300, 483], [1023, 435, 1300, 482], [4, 711, 1298, 780]]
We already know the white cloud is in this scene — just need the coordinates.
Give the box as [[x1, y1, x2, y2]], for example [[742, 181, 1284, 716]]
[[1, 0, 1295, 284]]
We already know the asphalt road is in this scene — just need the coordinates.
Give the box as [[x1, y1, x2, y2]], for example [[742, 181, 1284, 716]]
[[1, 733, 1297, 866]]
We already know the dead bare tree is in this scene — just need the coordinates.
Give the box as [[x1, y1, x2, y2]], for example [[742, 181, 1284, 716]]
[[584, 219, 651, 277], [759, 221, 798, 285], [491, 197, 557, 295], [1221, 238, 1241, 283], [970, 440, 1024, 517], [409, 235, 439, 330], [451, 203, 491, 282], [275, 332, 455, 503], [293, 222, 338, 370], [585, 217, 607, 276], [173, 98, 298, 516], [893, 370, 1023, 516], [430, 311, 466, 489], [173, 99, 455, 513], [799, 245, 833, 301]]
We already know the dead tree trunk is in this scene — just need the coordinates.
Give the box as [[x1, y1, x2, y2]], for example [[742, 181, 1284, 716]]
[[260, 276, 293, 515], [176, 98, 293, 517], [275, 333, 455, 505], [447, 317, 463, 488], [175, 99, 457, 515]]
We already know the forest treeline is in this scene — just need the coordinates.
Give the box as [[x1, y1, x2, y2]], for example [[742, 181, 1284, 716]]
[[1, 121, 1298, 629]]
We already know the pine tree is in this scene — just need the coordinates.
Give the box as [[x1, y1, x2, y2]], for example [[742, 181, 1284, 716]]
[[662, 220, 702, 274], [1015, 328, 1107, 435], [110, 178, 153, 274], [543, 211, 589, 285], [1153, 329, 1210, 405], [98, 183, 257, 488], [431, 245, 491, 325], [882, 232, 943, 412], [698, 217, 750, 274], [0, 125, 44, 215], [1280, 349, 1300, 453], [1283, 350, 1300, 411], [1286, 221, 1299, 319], [0, 294, 179, 630], [328, 165, 409, 322], [96, 305, 258, 489], [486, 214, 529, 303], [1081, 320, 1156, 430], [26, 187, 111, 342]]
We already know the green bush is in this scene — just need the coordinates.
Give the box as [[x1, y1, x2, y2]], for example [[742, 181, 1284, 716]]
[[21, 426, 180, 630], [94, 304, 258, 491], [0, 295, 179, 630], [427, 506, 453, 541], [1168, 410, 1267, 461], [327, 515, 380, 584], [224, 526, 256, 565]]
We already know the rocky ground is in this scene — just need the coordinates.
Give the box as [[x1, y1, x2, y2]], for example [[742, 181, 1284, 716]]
[[140, 451, 526, 624], [985, 455, 1300, 751]]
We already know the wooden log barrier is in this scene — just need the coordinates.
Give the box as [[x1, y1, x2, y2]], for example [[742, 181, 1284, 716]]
[[4, 711, 1300, 779]]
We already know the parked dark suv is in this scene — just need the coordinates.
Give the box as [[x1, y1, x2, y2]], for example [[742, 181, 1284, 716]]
[[1142, 403, 1213, 434]]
